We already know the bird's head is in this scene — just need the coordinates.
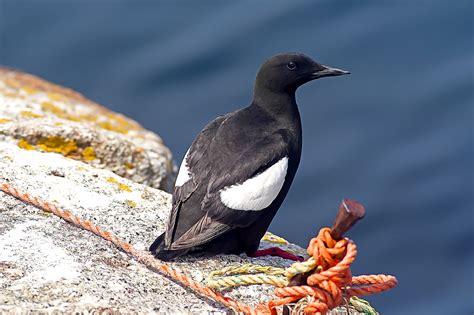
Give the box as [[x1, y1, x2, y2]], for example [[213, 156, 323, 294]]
[[254, 53, 349, 95]]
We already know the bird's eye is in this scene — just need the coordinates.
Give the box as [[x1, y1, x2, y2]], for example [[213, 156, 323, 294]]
[[287, 61, 297, 70]]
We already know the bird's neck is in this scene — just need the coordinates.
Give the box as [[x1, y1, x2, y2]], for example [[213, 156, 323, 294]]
[[252, 89, 300, 124]]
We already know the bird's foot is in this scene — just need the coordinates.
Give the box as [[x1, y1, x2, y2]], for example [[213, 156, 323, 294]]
[[247, 247, 304, 262]]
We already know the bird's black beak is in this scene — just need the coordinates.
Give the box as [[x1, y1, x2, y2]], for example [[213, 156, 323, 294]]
[[311, 64, 350, 79]]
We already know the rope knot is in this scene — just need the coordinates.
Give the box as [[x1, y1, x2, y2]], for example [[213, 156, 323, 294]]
[[274, 227, 358, 314], [0, 183, 397, 315]]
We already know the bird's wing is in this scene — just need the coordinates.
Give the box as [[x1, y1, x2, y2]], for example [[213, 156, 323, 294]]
[[202, 131, 290, 225], [169, 214, 229, 250], [164, 113, 232, 246], [169, 129, 291, 250]]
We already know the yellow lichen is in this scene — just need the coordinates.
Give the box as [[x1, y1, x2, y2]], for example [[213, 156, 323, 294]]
[[18, 138, 35, 150], [82, 146, 96, 161], [106, 177, 118, 184], [106, 113, 141, 130], [78, 114, 98, 122], [65, 114, 81, 122], [95, 112, 143, 135], [106, 176, 132, 192], [125, 200, 137, 208], [0, 118, 12, 123], [20, 111, 43, 119], [4, 79, 21, 89], [47, 92, 65, 101], [41, 102, 82, 122], [41, 102, 64, 115], [98, 121, 129, 134], [36, 136, 78, 156], [3, 91, 19, 98], [124, 162, 134, 169], [22, 86, 37, 95], [118, 183, 132, 192]]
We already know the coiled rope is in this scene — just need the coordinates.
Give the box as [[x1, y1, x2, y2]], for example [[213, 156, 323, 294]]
[[208, 227, 397, 314], [0, 182, 397, 314]]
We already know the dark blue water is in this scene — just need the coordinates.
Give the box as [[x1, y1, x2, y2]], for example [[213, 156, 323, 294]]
[[1, 1, 472, 313]]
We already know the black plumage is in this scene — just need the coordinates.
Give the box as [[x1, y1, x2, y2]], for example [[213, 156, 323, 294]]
[[150, 53, 349, 261]]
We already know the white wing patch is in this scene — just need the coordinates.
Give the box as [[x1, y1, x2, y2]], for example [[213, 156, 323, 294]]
[[220, 157, 289, 211], [175, 149, 191, 187]]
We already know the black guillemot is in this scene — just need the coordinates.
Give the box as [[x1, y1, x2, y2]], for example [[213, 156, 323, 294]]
[[150, 53, 349, 261]]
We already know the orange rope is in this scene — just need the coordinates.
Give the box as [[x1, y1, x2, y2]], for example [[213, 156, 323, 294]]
[[271, 228, 398, 314], [0, 182, 397, 314]]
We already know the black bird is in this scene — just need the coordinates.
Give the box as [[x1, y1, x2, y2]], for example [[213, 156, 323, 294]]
[[150, 53, 349, 261]]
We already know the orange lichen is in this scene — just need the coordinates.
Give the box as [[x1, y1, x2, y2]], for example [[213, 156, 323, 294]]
[[106, 177, 132, 192], [36, 136, 78, 156], [18, 138, 35, 150], [20, 111, 43, 119], [82, 146, 97, 161], [124, 162, 134, 169]]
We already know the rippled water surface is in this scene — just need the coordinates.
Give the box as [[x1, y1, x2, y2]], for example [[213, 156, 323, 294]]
[[1, 1, 472, 314]]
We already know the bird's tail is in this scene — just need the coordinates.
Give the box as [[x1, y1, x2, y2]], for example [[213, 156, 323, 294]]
[[149, 233, 188, 261]]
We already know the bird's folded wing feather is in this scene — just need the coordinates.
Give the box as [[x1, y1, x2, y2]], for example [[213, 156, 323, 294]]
[[164, 113, 232, 246], [169, 215, 229, 249], [201, 132, 290, 226], [170, 135, 289, 249], [166, 110, 291, 250]]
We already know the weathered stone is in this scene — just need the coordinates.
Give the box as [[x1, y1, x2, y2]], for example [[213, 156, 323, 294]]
[[0, 69, 365, 314], [0, 68, 175, 191], [0, 142, 362, 314]]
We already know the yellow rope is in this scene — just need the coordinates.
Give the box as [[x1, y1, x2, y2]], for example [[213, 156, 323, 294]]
[[261, 231, 289, 245], [284, 257, 320, 279], [206, 258, 322, 290], [207, 233, 318, 290], [207, 263, 288, 289], [207, 234, 377, 312], [261, 232, 308, 257]]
